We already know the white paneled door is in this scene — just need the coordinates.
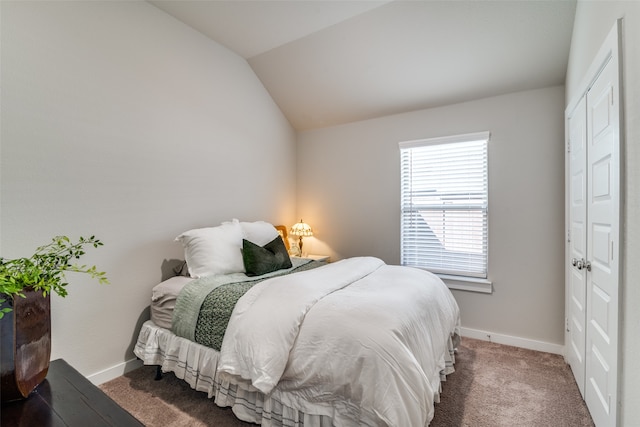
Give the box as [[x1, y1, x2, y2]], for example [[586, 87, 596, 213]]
[[584, 52, 620, 427], [567, 95, 587, 398], [565, 21, 621, 427]]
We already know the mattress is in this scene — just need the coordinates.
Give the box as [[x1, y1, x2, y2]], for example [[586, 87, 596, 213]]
[[150, 276, 193, 329]]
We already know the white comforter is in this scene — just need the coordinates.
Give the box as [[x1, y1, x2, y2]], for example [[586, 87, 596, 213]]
[[218, 257, 460, 426]]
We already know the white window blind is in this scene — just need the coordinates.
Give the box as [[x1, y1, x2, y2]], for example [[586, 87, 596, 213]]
[[399, 132, 489, 279]]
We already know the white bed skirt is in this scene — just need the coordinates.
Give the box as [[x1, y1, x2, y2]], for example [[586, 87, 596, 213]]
[[134, 320, 457, 426]]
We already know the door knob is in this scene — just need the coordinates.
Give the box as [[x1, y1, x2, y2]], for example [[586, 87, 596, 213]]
[[571, 258, 591, 271], [571, 258, 584, 270]]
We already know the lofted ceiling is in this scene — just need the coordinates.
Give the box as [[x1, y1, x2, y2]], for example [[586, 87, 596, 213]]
[[150, 0, 577, 131]]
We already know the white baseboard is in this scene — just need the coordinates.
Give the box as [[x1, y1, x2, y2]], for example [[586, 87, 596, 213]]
[[87, 358, 143, 385], [460, 327, 565, 355]]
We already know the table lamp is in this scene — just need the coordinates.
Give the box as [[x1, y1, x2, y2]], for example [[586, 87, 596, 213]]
[[290, 220, 313, 255]]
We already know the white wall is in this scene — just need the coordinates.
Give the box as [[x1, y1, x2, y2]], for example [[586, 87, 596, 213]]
[[1, 1, 296, 378], [566, 2, 640, 424], [297, 86, 566, 348]]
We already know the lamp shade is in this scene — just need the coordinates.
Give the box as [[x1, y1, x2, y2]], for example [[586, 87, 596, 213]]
[[290, 220, 313, 237]]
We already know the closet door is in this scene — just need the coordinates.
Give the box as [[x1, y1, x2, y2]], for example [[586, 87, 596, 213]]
[[567, 95, 587, 398], [565, 21, 621, 427], [584, 54, 620, 427]]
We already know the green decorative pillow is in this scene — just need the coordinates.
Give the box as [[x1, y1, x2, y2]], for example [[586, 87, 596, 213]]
[[242, 236, 293, 277]]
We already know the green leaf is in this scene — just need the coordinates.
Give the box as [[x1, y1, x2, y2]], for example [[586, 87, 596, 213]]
[[0, 235, 109, 302]]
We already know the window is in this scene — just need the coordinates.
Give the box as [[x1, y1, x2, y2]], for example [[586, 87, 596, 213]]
[[399, 132, 489, 279]]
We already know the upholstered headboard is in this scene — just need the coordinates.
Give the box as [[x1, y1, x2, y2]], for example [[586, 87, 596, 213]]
[[275, 225, 290, 251]]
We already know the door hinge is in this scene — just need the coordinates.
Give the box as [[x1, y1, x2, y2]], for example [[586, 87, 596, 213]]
[[567, 229, 571, 243], [566, 317, 570, 332]]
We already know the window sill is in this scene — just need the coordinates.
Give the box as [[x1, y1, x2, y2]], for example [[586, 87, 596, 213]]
[[437, 274, 493, 294]]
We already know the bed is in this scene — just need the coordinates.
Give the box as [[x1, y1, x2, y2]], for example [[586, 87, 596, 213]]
[[134, 220, 461, 426]]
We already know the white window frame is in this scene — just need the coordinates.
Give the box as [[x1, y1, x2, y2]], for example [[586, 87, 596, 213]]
[[399, 132, 492, 293]]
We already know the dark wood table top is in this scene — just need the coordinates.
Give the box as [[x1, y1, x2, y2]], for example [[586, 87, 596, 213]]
[[1, 359, 143, 426]]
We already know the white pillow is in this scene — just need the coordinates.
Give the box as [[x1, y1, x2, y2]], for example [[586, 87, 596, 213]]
[[175, 221, 244, 278], [240, 221, 279, 246]]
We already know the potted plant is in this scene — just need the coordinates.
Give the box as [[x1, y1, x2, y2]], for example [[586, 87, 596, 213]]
[[0, 235, 108, 401]]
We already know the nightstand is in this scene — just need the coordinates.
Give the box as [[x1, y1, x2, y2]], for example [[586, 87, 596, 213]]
[[294, 254, 330, 263]]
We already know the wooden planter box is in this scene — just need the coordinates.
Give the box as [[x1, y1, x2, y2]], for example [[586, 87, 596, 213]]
[[1, 289, 51, 402]]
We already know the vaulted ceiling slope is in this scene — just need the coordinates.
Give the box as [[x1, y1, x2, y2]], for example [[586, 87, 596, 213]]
[[150, 0, 577, 131]]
